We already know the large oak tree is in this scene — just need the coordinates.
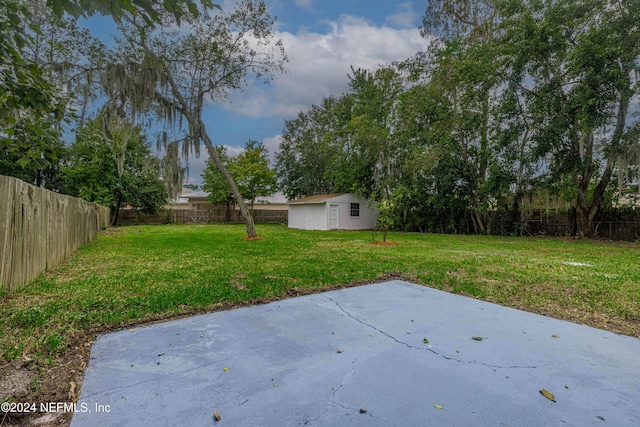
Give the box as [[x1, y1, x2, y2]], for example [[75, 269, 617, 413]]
[[102, 0, 286, 237]]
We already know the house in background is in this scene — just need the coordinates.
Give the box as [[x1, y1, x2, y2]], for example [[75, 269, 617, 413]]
[[164, 190, 288, 224], [175, 190, 211, 210], [177, 191, 289, 211], [288, 193, 378, 231]]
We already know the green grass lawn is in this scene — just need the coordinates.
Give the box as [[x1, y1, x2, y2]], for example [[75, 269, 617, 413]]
[[2, 224, 640, 363]]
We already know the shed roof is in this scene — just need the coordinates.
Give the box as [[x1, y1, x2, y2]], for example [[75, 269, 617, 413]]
[[288, 193, 348, 204]]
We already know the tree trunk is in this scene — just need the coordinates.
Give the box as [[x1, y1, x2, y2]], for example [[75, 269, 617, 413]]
[[573, 84, 628, 238], [139, 42, 258, 238], [575, 205, 594, 238], [469, 207, 486, 234], [111, 199, 122, 226], [198, 120, 257, 238], [474, 210, 486, 233], [582, 85, 631, 236], [469, 191, 487, 233], [479, 89, 490, 183], [575, 156, 615, 237], [510, 189, 527, 236]]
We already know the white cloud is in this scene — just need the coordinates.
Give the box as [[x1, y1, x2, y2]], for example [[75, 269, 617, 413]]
[[385, 2, 420, 29], [186, 12, 433, 185], [184, 153, 208, 185], [224, 144, 245, 157], [183, 144, 245, 186], [223, 14, 432, 120], [262, 134, 283, 166]]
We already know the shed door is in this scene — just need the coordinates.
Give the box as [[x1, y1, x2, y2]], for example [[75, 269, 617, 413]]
[[329, 204, 339, 229]]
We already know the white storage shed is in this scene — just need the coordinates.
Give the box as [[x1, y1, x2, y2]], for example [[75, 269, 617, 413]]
[[288, 193, 378, 231]]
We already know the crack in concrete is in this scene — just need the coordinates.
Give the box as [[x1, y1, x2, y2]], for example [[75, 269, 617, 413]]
[[331, 401, 391, 424], [304, 349, 360, 425], [323, 295, 540, 371], [329, 353, 391, 423], [304, 350, 389, 425]]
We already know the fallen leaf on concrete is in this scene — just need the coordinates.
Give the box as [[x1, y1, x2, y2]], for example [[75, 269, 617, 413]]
[[471, 336, 484, 341], [434, 404, 443, 409], [540, 388, 556, 402], [223, 367, 230, 371], [423, 338, 429, 344], [552, 334, 559, 338], [359, 408, 367, 413], [214, 411, 222, 421], [336, 350, 344, 353]]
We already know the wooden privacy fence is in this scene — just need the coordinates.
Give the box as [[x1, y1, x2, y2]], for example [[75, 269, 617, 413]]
[[486, 210, 640, 240], [0, 175, 110, 294], [119, 208, 288, 225], [174, 209, 288, 225]]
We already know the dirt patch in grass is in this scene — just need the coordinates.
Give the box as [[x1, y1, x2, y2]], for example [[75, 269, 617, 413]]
[[373, 241, 397, 246], [230, 273, 248, 290], [0, 361, 33, 402], [0, 339, 90, 427], [242, 236, 265, 241]]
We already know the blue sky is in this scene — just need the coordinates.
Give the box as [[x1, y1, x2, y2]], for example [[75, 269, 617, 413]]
[[88, 1, 431, 186]]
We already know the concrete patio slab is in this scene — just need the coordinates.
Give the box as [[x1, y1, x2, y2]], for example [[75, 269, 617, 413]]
[[71, 280, 640, 426]]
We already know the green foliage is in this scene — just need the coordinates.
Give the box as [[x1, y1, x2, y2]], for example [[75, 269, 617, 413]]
[[46, 0, 219, 25], [230, 140, 277, 208], [348, 66, 405, 201], [276, 95, 370, 199], [276, 66, 406, 202], [103, 0, 285, 154], [0, 0, 110, 184], [276, 0, 640, 237], [202, 146, 234, 207], [0, 139, 67, 190], [495, 0, 640, 236], [0, 0, 68, 172], [101, 0, 286, 237], [62, 116, 167, 223], [375, 199, 395, 242], [202, 140, 277, 211], [25, 5, 110, 125], [421, 0, 498, 41]]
